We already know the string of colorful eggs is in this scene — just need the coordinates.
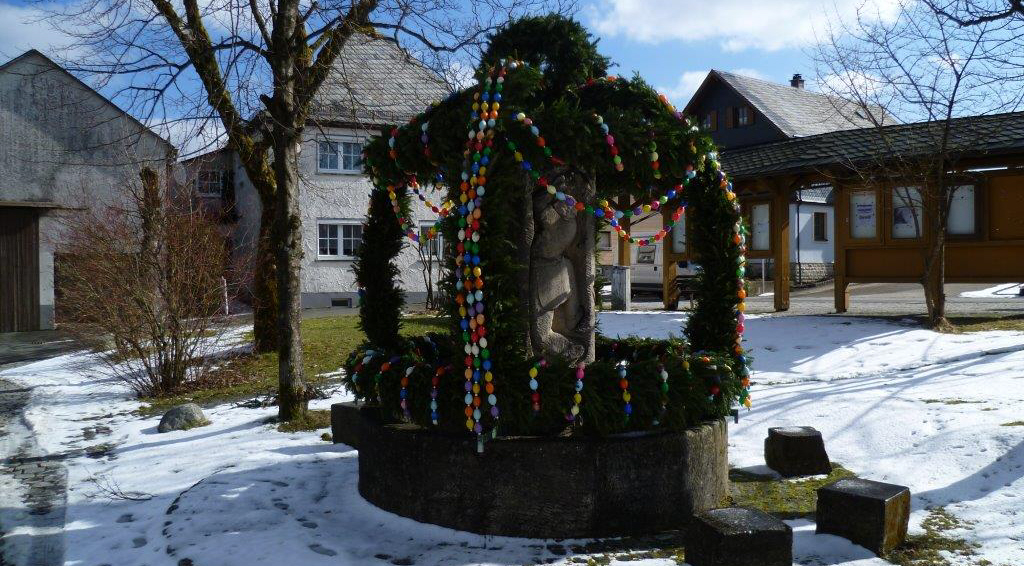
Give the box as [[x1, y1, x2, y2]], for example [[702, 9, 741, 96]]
[[652, 362, 669, 426], [455, 61, 515, 440], [527, 359, 545, 415], [431, 365, 449, 425], [569, 362, 585, 422], [617, 361, 632, 421]]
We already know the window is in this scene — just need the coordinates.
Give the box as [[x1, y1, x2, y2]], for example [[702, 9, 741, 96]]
[[703, 110, 718, 131], [750, 203, 770, 250], [317, 221, 362, 259], [195, 170, 223, 197], [318, 140, 363, 173], [637, 244, 656, 264], [420, 224, 445, 258], [850, 190, 877, 239], [597, 231, 612, 251], [947, 185, 976, 236], [892, 186, 923, 239], [737, 106, 751, 126], [813, 211, 828, 241]]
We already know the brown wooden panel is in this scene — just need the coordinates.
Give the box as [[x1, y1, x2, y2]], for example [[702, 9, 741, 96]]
[[947, 245, 1024, 279], [988, 175, 1024, 240], [846, 248, 924, 279], [0, 208, 40, 332]]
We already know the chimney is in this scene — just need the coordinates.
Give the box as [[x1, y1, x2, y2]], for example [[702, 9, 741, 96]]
[[790, 73, 805, 89]]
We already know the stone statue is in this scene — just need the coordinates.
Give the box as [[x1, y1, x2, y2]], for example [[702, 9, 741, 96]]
[[527, 171, 595, 364]]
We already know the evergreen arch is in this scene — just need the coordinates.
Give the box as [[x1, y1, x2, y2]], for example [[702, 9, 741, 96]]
[[344, 16, 752, 438]]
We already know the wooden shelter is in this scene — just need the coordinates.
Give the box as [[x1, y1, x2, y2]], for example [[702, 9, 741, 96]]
[[664, 111, 1024, 312]]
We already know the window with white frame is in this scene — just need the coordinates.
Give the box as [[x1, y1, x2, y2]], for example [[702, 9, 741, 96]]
[[195, 170, 223, 196], [597, 231, 612, 251], [317, 221, 362, 259], [317, 139, 363, 173], [420, 224, 445, 258]]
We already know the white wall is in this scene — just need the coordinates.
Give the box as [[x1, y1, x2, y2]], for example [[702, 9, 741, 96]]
[[789, 202, 834, 263], [0, 52, 172, 329], [232, 125, 442, 307]]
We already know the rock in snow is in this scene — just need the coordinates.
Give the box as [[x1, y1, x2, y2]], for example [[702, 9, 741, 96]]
[[157, 403, 209, 433]]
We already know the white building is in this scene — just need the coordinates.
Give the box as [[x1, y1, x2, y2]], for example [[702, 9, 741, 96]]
[[0, 50, 174, 332], [187, 35, 449, 308]]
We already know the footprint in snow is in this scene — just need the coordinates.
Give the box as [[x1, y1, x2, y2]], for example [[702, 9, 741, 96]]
[[309, 544, 337, 556], [132, 536, 147, 548]]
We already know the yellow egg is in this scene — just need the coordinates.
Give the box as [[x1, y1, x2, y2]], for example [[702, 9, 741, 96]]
[[529, 368, 538, 378], [573, 393, 582, 404]]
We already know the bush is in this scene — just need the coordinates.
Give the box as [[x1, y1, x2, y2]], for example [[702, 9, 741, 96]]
[[58, 167, 235, 396]]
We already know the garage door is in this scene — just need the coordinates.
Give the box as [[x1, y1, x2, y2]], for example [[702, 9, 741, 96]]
[[0, 208, 40, 332]]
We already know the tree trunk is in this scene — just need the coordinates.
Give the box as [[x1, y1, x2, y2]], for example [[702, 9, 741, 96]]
[[252, 202, 279, 353], [922, 182, 952, 331], [272, 134, 307, 419], [270, 6, 307, 420]]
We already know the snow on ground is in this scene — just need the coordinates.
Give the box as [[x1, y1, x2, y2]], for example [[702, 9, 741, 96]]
[[2, 313, 1023, 566], [959, 283, 1023, 299]]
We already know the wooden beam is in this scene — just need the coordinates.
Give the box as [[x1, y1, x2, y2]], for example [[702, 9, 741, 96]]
[[833, 183, 850, 313], [661, 205, 679, 310], [772, 185, 791, 311], [616, 194, 631, 266]]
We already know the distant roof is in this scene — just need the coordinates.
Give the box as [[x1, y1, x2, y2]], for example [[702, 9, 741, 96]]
[[311, 34, 450, 128], [686, 70, 894, 138], [795, 186, 833, 204], [0, 49, 175, 154], [721, 111, 1024, 179]]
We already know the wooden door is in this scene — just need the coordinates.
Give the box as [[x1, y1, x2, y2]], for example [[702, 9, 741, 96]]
[[0, 208, 40, 332]]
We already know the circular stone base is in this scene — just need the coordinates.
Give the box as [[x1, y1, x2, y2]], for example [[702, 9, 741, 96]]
[[356, 416, 728, 538]]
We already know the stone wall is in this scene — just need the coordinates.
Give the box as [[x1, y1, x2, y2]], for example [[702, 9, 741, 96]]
[[355, 415, 729, 538], [791, 262, 835, 286]]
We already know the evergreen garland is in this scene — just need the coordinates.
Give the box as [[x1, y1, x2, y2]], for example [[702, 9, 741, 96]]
[[347, 15, 752, 437]]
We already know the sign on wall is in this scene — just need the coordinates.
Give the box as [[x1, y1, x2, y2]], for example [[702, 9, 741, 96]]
[[672, 214, 687, 254], [850, 191, 877, 239], [751, 203, 770, 250]]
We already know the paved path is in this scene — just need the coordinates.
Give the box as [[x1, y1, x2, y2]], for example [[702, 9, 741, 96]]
[[0, 332, 79, 566]]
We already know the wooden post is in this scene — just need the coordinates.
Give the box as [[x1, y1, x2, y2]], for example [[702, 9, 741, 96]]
[[616, 194, 631, 266], [833, 183, 850, 313], [661, 205, 679, 310], [772, 186, 791, 311]]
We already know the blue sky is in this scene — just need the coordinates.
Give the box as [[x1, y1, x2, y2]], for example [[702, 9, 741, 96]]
[[0, 0, 892, 147]]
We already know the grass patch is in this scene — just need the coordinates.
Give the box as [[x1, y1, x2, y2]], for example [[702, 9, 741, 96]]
[[727, 464, 856, 519], [140, 313, 445, 415], [886, 507, 985, 566], [1001, 421, 1024, 427], [950, 314, 1024, 333], [921, 398, 985, 405], [277, 409, 331, 433]]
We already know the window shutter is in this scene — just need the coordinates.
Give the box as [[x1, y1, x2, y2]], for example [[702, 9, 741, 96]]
[[725, 107, 735, 128], [710, 110, 718, 131], [747, 105, 755, 124]]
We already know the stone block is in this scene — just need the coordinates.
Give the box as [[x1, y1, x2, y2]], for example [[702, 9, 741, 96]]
[[686, 507, 793, 566], [329, 402, 362, 448], [157, 403, 208, 433], [816, 477, 911, 555], [764, 426, 832, 477]]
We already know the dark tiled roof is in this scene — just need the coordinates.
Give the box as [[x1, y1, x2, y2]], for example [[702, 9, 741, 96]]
[[721, 111, 1024, 179], [794, 186, 833, 204], [311, 34, 450, 127], [713, 70, 893, 137]]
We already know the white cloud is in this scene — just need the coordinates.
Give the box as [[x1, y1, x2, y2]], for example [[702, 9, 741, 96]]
[[587, 0, 901, 52], [0, 2, 74, 61], [658, 68, 769, 106]]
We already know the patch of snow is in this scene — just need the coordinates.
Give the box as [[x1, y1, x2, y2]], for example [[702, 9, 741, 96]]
[[1, 314, 1022, 565], [959, 283, 1023, 298]]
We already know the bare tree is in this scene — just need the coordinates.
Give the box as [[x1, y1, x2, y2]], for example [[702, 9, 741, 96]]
[[58, 168, 233, 396], [39, 0, 574, 420], [926, 0, 1024, 25], [814, 0, 1018, 329]]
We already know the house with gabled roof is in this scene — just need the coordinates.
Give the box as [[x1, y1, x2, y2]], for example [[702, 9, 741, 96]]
[[0, 50, 175, 332], [601, 70, 893, 293], [187, 33, 450, 309]]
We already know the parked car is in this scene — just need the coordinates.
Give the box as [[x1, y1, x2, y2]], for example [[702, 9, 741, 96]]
[[629, 240, 699, 309]]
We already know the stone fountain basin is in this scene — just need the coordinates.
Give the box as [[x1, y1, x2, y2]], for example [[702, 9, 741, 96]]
[[347, 408, 728, 538]]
